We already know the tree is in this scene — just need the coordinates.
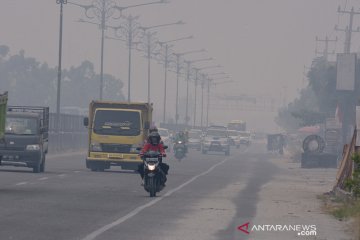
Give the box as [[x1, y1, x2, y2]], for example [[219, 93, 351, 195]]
[[276, 57, 337, 131]]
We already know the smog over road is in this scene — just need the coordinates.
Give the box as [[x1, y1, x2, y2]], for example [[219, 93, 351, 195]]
[[0, 0, 358, 240]]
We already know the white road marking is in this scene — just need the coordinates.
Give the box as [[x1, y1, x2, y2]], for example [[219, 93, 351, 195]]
[[15, 182, 28, 186], [58, 174, 66, 177], [38, 177, 48, 181], [73, 171, 81, 173], [81, 158, 229, 240]]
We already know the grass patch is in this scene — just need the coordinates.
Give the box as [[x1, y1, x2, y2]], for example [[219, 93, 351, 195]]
[[320, 193, 360, 239]]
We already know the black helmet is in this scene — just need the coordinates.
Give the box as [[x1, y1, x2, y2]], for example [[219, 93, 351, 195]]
[[149, 127, 158, 134], [149, 132, 160, 145]]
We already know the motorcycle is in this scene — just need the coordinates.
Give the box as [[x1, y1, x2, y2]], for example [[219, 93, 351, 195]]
[[173, 141, 186, 160], [142, 150, 167, 197]]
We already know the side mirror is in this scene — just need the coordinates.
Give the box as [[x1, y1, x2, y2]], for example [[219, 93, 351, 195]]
[[163, 146, 168, 150], [83, 117, 89, 127], [144, 121, 150, 130], [136, 147, 142, 151]]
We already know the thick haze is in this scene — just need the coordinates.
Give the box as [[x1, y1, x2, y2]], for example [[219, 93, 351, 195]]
[[0, 0, 357, 131]]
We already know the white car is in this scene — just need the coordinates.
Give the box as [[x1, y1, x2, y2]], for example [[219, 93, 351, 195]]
[[158, 128, 171, 149]]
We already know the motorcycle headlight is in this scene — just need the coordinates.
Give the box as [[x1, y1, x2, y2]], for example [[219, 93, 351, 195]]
[[90, 142, 102, 152], [178, 141, 183, 144], [148, 164, 156, 171], [26, 144, 40, 151]]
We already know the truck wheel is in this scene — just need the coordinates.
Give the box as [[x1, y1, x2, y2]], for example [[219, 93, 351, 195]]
[[40, 155, 46, 173]]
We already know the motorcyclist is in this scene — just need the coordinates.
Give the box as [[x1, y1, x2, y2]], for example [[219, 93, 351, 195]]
[[173, 131, 188, 154], [138, 132, 169, 186]]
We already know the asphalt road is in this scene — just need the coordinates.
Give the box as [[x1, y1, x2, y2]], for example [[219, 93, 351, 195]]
[[0, 142, 278, 240]]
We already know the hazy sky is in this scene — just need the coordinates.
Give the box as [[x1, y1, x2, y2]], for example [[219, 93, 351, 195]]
[[0, 0, 358, 130]]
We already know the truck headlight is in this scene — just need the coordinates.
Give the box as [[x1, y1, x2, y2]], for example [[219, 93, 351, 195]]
[[90, 142, 102, 152], [26, 144, 40, 151]]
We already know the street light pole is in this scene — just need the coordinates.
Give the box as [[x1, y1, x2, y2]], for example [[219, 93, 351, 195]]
[[56, 0, 67, 133], [173, 49, 205, 126], [71, 0, 166, 100], [193, 68, 199, 127], [158, 35, 193, 123], [184, 57, 212, 126], [99, 0, 105, 100], [140, 21, 184, 104], [200, 75, 205, 129], [206, 76, 231, 127]]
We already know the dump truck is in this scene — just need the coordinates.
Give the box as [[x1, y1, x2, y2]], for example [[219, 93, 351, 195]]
[[83, 101, 152, 171], [0, 105, 49, 173]]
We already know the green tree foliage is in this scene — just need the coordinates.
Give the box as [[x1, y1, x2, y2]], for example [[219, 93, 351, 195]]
[[0, 45, 124, 111], [276, 57, 337, 131]]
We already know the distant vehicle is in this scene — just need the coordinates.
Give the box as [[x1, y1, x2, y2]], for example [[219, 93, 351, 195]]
[[158, 128, 171, 149], [239, 131, 251, 146], [227, 130, 240, 149], [0, 106, 49, 173], [188, 129, 202, 151], [227, 120, 246, 131], [202, 128, 230, 156]]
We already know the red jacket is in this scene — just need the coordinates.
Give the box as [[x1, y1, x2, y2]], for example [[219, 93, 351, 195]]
[[140, 143, 166, 156]]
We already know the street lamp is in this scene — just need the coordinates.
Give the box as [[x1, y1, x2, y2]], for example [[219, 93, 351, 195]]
[[184, 57, 212, 125], [108, 15, 141, 102], [55, 0, 67, 133], [206, 76, 232, 127], [195, 65, 223, 128], [70, 0, 166, 100], [158, 35, 193, 123], [139, 21, 185, 104], [173, 49, 206, 126]]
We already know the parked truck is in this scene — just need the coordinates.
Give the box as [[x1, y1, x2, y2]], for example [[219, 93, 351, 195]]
[[0, 106, 49, 173], [83, 101, 152, 171]]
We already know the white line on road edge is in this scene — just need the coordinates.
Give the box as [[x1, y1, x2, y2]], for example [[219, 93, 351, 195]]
[[15, 182, 28, 186], [38, 177, 48, 181], [81, 158, 229, 240]]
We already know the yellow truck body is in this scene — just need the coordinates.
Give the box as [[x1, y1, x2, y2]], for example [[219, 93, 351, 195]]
[[84, 101, 152, 171]]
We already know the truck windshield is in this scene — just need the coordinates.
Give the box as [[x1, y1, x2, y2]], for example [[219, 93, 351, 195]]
[[93, 110, 141, 136], [5, 117, 38, 135]]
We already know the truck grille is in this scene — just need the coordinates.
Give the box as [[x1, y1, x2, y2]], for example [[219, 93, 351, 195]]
[[101, 144, 132, 153]]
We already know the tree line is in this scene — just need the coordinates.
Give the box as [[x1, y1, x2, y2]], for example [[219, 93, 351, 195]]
[[0, 45, 125, 112]]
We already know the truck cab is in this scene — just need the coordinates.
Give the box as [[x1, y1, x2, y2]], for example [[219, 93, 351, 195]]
[[0, 106, 49, 173]]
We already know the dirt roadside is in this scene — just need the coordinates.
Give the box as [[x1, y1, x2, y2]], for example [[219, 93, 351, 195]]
[[249, 153, 355, 240]]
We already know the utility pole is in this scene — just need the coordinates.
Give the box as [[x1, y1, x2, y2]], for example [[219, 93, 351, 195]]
[[315, 36, 337, 61], [336, 6, 360, 53]]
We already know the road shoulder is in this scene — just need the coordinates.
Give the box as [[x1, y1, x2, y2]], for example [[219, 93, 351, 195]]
[[250, 154, 353, 240]]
